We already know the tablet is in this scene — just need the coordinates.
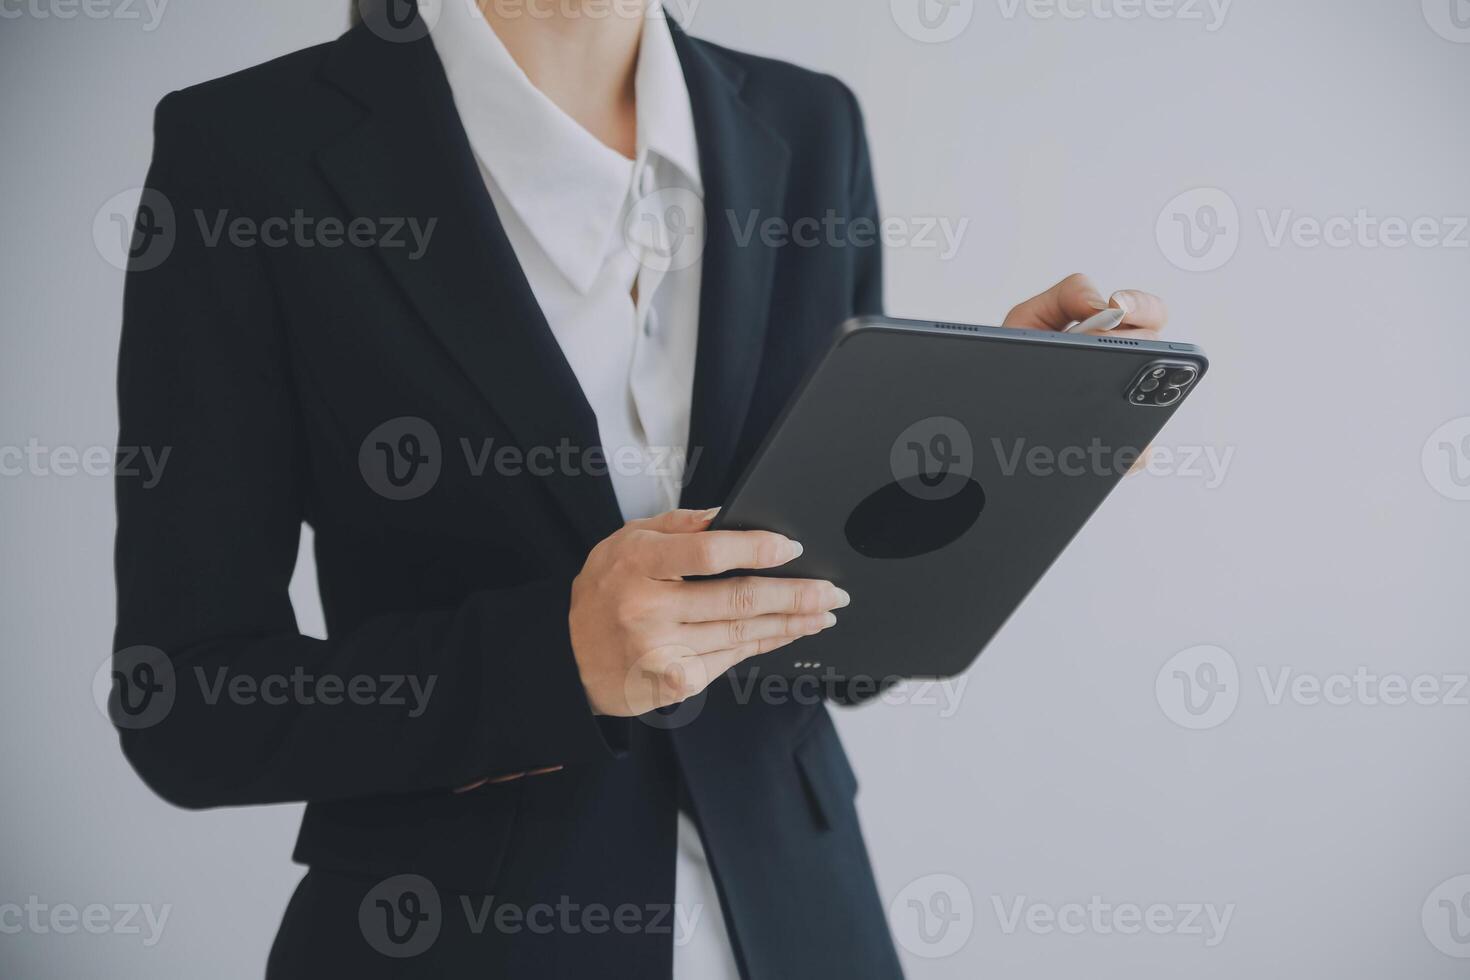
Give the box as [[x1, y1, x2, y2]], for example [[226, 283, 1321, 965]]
[[711, 314, 1209, 681]]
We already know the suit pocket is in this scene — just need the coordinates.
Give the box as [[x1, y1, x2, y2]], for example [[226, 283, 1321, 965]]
[[294, 779, 524, 896], [793, 708, 859, 831]]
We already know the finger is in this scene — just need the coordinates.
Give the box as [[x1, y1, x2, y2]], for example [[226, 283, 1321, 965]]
[[1128, 445, 1153, 475], [678, 610, 837, 654], [695, 635, 799, 679], [1107, 290, 1168, 331], [628, 507, 720, 535], [674, 576, 849, 622], [1002, 273, 1106, 332], [642, 529, 802, 579]]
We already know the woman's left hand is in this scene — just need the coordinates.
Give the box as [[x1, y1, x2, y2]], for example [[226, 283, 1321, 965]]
[[1002, 272, 1168, 340]]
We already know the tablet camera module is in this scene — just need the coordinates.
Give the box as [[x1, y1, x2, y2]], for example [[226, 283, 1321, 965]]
[[1128, 361, 1198, 407]]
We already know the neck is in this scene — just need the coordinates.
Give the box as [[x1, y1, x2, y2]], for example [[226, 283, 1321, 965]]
[[477, 1, 645, 158]]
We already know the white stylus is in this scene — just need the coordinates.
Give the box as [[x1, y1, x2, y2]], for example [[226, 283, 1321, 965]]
[[1063, 307, 1126, 334]]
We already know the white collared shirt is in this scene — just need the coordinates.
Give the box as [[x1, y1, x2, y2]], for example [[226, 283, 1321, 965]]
[[427, 0, 702, 521], [424, 5, 738, 977]]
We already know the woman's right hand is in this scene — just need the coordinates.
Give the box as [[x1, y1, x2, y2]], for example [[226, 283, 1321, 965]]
[[569, 508, 849, 717]]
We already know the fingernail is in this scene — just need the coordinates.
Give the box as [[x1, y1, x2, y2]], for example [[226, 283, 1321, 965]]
[[819, 612, 838, 628], [787, 539, 804, 560], [1109, 291, 1131, 314], [1086, 298, 1109, 311], [699, 507, 720, 521], [832, 587, 851, 608]]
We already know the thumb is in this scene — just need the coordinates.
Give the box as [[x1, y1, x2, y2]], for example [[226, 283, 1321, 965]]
[[1003, 273, 1107, 331]]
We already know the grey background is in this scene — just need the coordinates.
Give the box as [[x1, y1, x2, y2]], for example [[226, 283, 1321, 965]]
[[3, 0, 1468, 976]]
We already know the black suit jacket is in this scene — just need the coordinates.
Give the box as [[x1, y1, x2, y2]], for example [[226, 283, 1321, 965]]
[[114, 12, 900, 979]]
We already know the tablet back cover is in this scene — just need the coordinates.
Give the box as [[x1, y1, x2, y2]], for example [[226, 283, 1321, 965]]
[[713, 316, 1207, 680]]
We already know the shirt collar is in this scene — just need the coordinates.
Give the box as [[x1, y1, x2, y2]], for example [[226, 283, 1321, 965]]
[[635, 8, 702, 195], [425, 1, 701, 294]]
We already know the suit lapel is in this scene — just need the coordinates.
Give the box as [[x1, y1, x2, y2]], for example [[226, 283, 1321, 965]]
[[670, 27, 792, 509], [313, 19, 791, 541], [315, 24, 625, 550]]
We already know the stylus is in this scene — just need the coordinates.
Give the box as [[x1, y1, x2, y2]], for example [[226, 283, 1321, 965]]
[[1063, 307, 1126, 334]]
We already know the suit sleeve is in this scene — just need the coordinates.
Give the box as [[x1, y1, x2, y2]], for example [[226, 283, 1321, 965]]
[[112, 92, 614, 810], [842, 79, 883, 318]]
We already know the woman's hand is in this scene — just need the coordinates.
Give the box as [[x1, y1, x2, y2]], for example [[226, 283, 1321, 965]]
[[455, 508, 843, 790], [1005, 273, 1170, 475], [1002, 273, 1168, 339], [569, 508, 848, 717]]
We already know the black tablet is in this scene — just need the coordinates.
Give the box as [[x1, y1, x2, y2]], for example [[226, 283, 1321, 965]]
[[711, 314, 1209, 681]]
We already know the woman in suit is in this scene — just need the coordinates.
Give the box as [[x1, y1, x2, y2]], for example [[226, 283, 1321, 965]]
[[112, 0, 1169, 975]]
